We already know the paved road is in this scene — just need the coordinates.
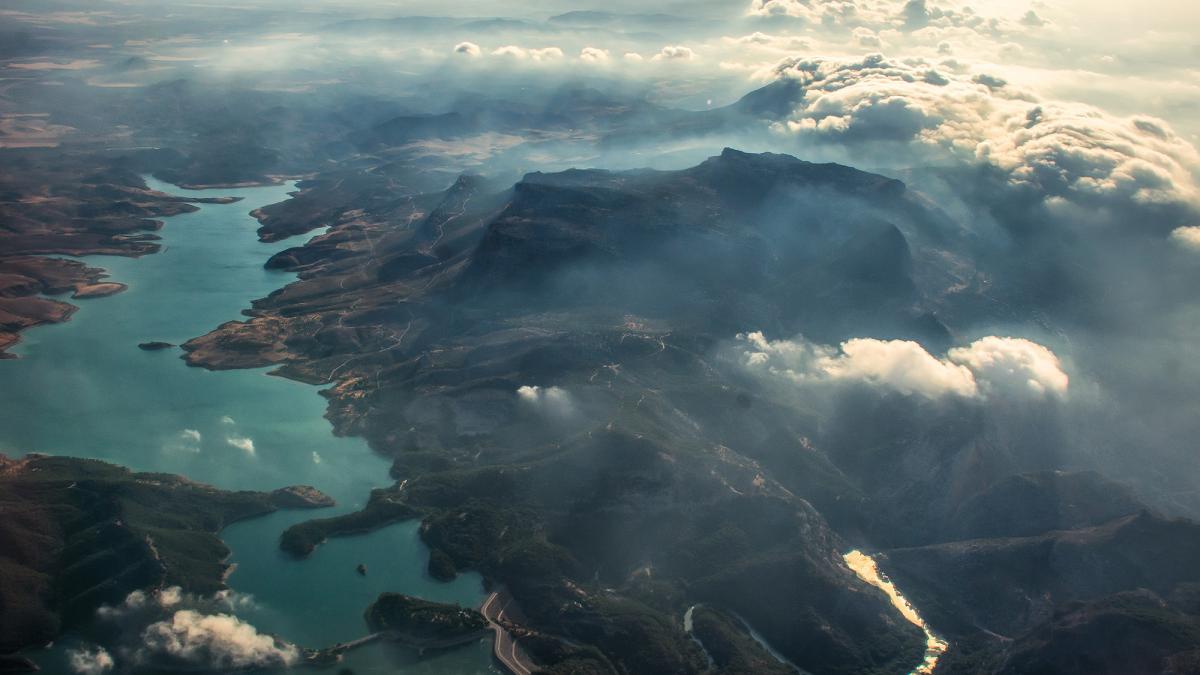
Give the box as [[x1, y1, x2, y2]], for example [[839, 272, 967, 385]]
[[481, 590, 537, 675]]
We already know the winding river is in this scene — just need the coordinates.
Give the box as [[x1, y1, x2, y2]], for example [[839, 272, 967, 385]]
[[844, 550, 948, 675], [2, 179, 495, 673]]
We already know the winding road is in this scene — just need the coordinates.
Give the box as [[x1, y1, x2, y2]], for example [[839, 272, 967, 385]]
[[481, 590, 538, 675]]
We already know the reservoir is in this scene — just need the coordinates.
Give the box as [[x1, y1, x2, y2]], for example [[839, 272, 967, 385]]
[[1, 178, 494, 673]]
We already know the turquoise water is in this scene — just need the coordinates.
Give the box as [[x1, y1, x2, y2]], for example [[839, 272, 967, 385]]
[[2, 179, 493, 673]]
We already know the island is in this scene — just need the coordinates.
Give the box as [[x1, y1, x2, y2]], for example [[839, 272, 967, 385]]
[[137, 341, 175, 351], [364, 593, 488, 649], [71, 282, 127, 299]]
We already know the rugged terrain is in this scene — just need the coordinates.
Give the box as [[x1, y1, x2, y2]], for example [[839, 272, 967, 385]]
[[176, 148, 1200, 673], [0, 453, 332, 655], [4, 14, 1200, 668]]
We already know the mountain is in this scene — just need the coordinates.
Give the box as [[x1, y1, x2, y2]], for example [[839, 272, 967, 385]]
[[181, 149, 996, 673], [11, 140, 1199, 672], [174, 148, 1104, 673], [881, 512, 1200, 673]]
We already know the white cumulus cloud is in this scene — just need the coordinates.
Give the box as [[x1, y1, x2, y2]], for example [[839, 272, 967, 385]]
[[491, 45, 564, 61], [225, 435, 255, 455], [69, 646, 113, 675], [738, 332, 1068, 400], [139, 610, 298, 670], [1170, 225, 1200, 250], [167, 429, 202, 453], [947, 336, 1069, 398], [452, 41, 481, 57], [97, 586, 186, 621], [653, 45, 696, 61], [580, 47, 609, 62], [769, 53, 1200, 211]]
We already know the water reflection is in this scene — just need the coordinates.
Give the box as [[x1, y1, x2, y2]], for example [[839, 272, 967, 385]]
[[844, 550, 947, 674]]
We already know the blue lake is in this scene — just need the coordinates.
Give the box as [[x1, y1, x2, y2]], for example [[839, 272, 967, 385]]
[[2, 179, 494, 673]]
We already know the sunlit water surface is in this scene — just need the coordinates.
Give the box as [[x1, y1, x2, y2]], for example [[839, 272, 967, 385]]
[[1, 179, 493, 673], [844, 550, 948, 674]]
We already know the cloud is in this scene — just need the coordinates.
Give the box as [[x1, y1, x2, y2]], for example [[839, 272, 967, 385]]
[[746, 0, 810, 18], [580, 47, 609, 62], [736, 31, 775, 45], [738, 332, 1068, 400], [721, 32, 811, 55], [93, 588, 283, 671], [746, 0, 1009, 35], [947, 336, 1069, 398], [452, 41, 481, 57], [517, 385, 577, 417], [740, 332, 977, 398], [623, 52, 644, 62], [1020, 10, 1047, 27], [158, 586, 183, 608], [166, 429, 202, 453], [769, 53, 1200, 212], [97, 587, 184, 621], [311, 451, 322, 464], [529, 47, 565, 61], [220, 416, 235, 425], [653, 45, 696, 61], [853, 27, 883, 48], [491, 45, 564, 61], [139, 610, 298, 669], [1170, 226, 1200, 250], [68, 646, 113, 675], [225, 435, 255, 455], [213, 590, 258, 612]]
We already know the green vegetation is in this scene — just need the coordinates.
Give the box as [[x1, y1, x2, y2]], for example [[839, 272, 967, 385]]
[[0, 453, 331, 653], [278, 485, 418, 557], [518, 634, 616, 675], [689, 606, 797, 675], [427, 547, 458, 581], [363, 593, 487, 647]]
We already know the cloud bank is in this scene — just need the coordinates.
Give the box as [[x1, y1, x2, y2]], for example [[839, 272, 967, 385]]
[[768, 53, 1200, 214], [738, 332, 1067, 400]]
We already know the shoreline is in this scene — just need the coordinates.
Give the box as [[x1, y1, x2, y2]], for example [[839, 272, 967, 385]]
[[0, 177, 246, 357]]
